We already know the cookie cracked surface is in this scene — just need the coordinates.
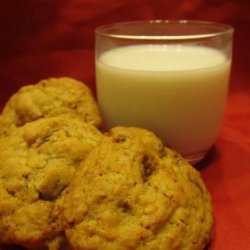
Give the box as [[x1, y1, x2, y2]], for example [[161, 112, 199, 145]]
[[0, 116, 103, 249], [61, 126, 213, 250], [0, 77, 102, 136]]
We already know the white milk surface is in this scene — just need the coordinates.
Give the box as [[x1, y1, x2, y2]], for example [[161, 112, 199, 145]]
[[96, 44, 231, 158]]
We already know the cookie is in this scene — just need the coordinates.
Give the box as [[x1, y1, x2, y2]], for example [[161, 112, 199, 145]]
[[0, 116, 103, 249], [0, 77, 102, 136], [61, 126, 213, 250]]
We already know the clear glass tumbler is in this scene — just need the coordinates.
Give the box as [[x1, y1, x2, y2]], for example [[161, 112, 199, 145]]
[[95, 20, 234, 164]]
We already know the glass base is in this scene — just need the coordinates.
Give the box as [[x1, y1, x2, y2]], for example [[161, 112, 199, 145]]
[[183, 150, 208, 165]]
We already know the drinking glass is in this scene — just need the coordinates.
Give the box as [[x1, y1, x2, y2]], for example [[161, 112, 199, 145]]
[[95, 20, 234, 164]]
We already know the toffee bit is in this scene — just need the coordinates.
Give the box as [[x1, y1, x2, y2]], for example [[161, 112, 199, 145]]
[[96, 195, 107, 203], [104, 130, 113, 137], [173, 153, 185, 166], [158, 144, 167, 158], [34, 134, 51, 147], [188, 174, 204, 193]]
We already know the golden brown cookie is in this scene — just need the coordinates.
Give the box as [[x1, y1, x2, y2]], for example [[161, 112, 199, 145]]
[[0, 77, 102, 136], [61, 126, 213, 250], [0, 116, 103, 249]]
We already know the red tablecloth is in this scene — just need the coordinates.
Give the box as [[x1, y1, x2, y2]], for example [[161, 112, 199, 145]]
[[0, 1, 249, 249]]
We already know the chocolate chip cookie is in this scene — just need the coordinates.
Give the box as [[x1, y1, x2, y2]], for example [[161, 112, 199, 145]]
[[0, 77, 102, 136], [61, 126, 213, 250], [0, 116, 103, 249]]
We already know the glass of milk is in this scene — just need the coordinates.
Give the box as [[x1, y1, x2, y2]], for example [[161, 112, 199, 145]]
[[95, 20, 233, 164]]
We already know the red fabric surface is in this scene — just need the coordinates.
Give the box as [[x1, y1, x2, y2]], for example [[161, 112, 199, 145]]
[[0, 0, 249, 249]]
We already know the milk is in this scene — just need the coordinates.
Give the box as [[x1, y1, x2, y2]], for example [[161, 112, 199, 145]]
[[96, 44, 231, 159]]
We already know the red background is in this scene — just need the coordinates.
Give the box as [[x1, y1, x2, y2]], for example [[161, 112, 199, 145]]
[[0, 1, 249, 249]]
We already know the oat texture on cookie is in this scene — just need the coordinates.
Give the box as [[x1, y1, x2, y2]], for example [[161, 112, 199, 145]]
[[0, 77, 102, 136], [61, 126, 213, 250], [0, 116, 103, 249]]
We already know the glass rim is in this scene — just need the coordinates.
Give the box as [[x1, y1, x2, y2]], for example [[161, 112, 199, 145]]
[[95, 20, 234, 40]]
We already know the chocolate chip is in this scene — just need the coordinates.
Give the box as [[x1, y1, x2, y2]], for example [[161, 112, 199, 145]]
[[38, 191, 54, 201], [1, 244, 25, 250], [6, 189, 15, 197], [141, 155, 156, 182], [118, 201, 131, 213], [114, 135, 127, 143]]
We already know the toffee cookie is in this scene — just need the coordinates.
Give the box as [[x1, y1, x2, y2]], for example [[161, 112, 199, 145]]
[[61, 126, 213, 250], [0, 77, 102, 136], [0, 116, 103, 249]]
